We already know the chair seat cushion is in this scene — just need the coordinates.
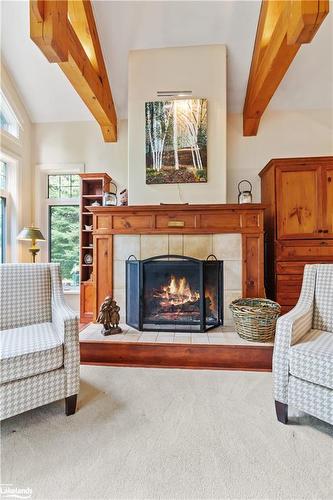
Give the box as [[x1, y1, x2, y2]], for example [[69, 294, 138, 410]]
[[290, 329, 333, 389], [0, 323, 63, 384]]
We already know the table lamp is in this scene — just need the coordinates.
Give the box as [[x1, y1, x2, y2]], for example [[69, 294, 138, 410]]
[[17, 225, 45, 263]]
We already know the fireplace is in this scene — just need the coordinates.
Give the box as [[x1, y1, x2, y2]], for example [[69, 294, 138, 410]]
[[126, 255, 223, 332]]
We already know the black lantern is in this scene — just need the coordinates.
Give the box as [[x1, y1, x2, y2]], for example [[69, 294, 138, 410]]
[[238, 180, 253, 204], [103, 181, 118, 206]]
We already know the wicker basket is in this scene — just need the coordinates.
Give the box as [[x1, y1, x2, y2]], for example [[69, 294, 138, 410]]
[[229, 298, 281, 343]]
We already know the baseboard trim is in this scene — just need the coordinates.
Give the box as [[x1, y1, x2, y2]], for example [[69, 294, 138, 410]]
[[80, 341, 273, 371]]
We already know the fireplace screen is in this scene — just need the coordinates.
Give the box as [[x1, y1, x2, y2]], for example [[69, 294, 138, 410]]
[[126, 255, 223, 332]]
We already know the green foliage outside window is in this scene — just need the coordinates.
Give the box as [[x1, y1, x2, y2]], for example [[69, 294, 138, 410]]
[[49, 205, 80, 289]]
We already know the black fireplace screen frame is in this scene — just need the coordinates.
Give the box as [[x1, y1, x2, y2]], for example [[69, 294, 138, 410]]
[[126, 254, 224, 333]]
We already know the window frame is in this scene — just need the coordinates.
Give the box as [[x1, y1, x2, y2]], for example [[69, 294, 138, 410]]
[[0, 90, 22, 140], [36, 163, 84, 293], [47, 173, 81, 292], [47, 173, 80, 200], [0, 160, 8, 263], [0, 195, 6, 263]]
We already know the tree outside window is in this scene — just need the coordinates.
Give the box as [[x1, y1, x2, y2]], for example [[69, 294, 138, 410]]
[[48, 174, 80, 290]]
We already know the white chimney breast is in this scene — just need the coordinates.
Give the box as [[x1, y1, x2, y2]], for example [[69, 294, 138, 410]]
[[128, 45, 227, 205]]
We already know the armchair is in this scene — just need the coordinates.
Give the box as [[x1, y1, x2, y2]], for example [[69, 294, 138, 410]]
[[0, 263, 80, 420], [273, 264, 333, 425]]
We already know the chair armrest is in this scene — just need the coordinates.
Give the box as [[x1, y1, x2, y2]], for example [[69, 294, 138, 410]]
[[273, 265, 317, 404], [50, 264, 80, 396], [52, 302, 79, 344], [52, 302, 80, 397], [273, 305, 313, 404]]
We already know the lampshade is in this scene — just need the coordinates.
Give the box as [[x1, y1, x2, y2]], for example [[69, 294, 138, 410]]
[[17, 226, 45, 242]]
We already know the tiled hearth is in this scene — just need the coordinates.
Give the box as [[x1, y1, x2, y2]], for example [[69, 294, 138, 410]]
[[112, 233, 242, 325], [80, 323, 273, 347]]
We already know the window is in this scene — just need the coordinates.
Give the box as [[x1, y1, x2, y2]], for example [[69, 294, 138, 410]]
[[47, 175, 80, 291], [0, 160, 7, 263], [0, 196, 5, 263], [48, 174, 80, 199], [0, 91, 20, 138], [0, 161, 6, 189]]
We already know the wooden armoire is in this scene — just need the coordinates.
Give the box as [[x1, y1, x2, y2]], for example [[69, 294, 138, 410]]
[[259, 156, 333, 314]]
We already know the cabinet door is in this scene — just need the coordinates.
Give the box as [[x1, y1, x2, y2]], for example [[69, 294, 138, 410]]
[[276, 166, 320, 239], [80, 282, 94, 322], [93, 235, 113, 320], [322, 165, 333, 237]]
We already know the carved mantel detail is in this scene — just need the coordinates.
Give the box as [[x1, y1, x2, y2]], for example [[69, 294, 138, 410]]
[[88, 204, 266, 319]]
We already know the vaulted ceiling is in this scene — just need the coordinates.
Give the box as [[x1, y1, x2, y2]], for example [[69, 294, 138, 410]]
[[1, 0, 332, 123]]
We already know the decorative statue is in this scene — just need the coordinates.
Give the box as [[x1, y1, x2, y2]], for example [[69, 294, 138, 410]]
[[97, 296, 122, 336]]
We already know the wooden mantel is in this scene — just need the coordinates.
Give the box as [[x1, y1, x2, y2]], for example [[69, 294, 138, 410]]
[[88, 204, 266, 319]]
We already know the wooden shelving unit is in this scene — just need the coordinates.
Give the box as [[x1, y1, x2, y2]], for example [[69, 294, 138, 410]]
[[79, 173, 111, 323]]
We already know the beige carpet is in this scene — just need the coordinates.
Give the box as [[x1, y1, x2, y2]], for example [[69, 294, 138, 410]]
[[1, 366, 332, 500]]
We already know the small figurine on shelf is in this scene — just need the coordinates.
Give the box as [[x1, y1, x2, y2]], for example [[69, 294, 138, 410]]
[[97, 296, 122, 336]]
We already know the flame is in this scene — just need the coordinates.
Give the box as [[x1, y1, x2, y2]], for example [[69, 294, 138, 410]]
[[157, 275, 200, 306], [205, 289, 217, 315]]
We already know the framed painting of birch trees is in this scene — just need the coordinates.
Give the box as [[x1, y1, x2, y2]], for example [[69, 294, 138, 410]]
[[145, 98, 208, 184]]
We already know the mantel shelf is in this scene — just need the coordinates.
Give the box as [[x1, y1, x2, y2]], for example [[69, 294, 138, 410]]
[[87, 203, 266, 213]]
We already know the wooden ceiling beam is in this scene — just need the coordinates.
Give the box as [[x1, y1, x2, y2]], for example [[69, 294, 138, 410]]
[[30, 0, 68, 63], [288, 0, 329, 44], [243, 0, 329, 136], [30, 0, 117, 142], [67, 0, 99, 72]]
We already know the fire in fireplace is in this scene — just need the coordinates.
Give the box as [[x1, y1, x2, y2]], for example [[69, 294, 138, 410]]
[[126, 255, 223, 332]]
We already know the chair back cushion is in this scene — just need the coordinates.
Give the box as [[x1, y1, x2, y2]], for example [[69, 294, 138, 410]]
[[0, 264, 52, 330], [313, 264, 333, 333]]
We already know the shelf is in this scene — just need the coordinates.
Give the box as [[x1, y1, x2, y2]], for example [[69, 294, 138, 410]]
[[80, 173, 111, 323]]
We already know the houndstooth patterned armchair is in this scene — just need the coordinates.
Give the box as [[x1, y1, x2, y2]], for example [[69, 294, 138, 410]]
[[273, 264, 333, 425], [0, 264, 80, 420]]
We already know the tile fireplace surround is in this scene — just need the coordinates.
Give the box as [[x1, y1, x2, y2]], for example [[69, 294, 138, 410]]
[[87, 204, 266, 324], [113, 234, 241, 325]]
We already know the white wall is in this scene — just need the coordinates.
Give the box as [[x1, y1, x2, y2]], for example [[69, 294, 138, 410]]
[[227, 108, 333, 202], [128, 45, 227, 205], [33, 119, 128, 191], [1, 63, 33, 262]]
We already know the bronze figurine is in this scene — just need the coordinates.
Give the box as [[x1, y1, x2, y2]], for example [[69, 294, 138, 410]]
[[97, 296, 122, 335]]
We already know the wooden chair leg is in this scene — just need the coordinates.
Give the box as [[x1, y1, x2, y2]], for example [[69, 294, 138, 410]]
[[275, 400, 288, 424], [65, 394, 78, 416]]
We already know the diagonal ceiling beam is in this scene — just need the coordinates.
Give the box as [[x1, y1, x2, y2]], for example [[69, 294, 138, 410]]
[[243, 0, 329, 137], [30, 0, 117, 142]]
